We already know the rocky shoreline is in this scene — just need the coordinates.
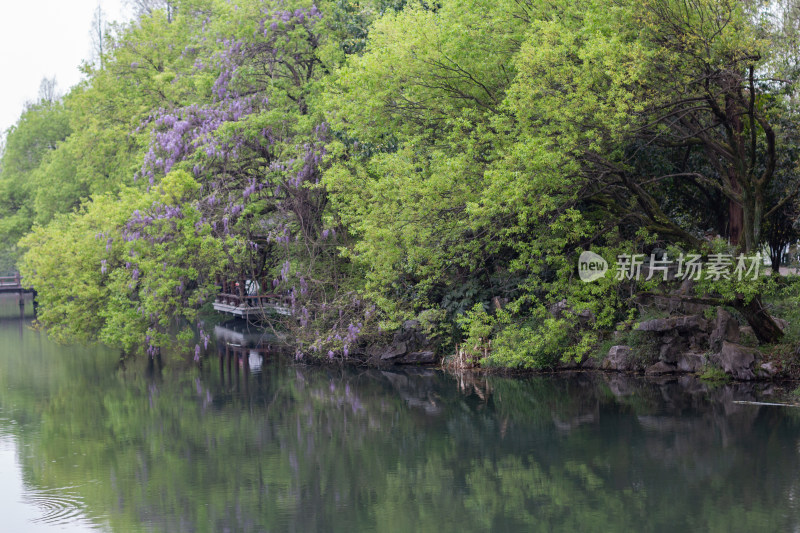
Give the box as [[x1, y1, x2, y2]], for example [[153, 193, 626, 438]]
[[601, 308, 783, 380], [344, 303, 796, 382], [492, 288, 797, 381], [541, 306, 790, 381]]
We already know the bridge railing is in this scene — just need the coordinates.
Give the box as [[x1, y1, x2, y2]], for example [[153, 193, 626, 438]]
[[0, 272, 22, 287], [215, 292, 291, 308], [215, 279, 291, 309]]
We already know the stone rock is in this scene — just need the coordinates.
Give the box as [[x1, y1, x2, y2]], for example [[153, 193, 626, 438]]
[[634, 314, 710, 364], [672, 280, 709, 314], [637, 318, 672, 332], [637, 315, 708, 333], [379, 342, 407, 360], [711, 341, 758, 381], [601, 345, 634, 371], [399, 351, 437, 365], [402, 320, 421, 331], [678, 278, 694, 295], [772, 317, 789, 332], [682, 302, 711, 316], [675, 315, 710, 332], [709, 307, 740, 351], [371, 319, 439, 365], [546, 300, 595, 325], [373, 320, 436, 365], [739, 325, 756, 340], [577, 308, 595, 325], [676, 352, 707, 373], [645, 361, 677, 376], [657, 332, 689, 364], [758, 362, 778, 378], [548, 299, 569, 319]]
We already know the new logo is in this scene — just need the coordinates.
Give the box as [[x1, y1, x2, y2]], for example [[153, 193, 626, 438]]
[[578, 251, 608, 282]]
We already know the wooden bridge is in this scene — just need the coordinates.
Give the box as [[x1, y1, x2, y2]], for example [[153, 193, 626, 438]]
[[213, 278, 291, 318], [0, 273, 36, 315]]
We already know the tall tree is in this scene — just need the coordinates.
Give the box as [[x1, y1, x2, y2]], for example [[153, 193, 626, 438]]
[[37, 77, 58, 103], [90, 4, 107, 69], [506, 0, 794, 340], [125, 0, 176, 22], [326, 0, 798, 363], [0, 98, 71, 269]]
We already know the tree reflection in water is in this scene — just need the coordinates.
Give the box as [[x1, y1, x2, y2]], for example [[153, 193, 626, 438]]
[[0, 312, 798, 532]]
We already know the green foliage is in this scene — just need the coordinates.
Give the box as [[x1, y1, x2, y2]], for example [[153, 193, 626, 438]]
[[321, 0, 797, 365], [19, 171, 225, 352], [624, 331, 660, 367], [0, 100, 72, 268], [767, 277, 800, 343], [323, 0, 528, 322], [488, 321, 569, 370], [457, 303, 495, 361], [699, 365, 732, 384], [3, 0, 799, 363], [691, 239, 776, 305]]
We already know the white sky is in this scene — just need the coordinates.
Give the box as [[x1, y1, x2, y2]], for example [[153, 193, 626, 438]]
[[0, 0, 129, 138]]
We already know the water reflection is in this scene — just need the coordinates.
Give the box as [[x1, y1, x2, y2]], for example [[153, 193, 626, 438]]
[[0, 306, 798, 532], [25, 485, 89, 526]]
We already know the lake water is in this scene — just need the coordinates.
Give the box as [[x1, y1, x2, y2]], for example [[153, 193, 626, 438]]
[[1, 298, 800, 532]]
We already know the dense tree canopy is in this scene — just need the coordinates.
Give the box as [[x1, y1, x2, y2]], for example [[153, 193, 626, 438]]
[[2, 0, 800, 367]]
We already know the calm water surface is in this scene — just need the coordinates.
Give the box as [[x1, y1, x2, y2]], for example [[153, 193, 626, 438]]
[[1, 300, 800, 532]]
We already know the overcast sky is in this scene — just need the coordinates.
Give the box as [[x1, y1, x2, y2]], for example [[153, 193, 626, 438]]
[[0, 1, 129, 138]]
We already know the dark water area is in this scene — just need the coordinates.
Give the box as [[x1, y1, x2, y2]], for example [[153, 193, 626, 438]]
[[1, 297, 800, 532]]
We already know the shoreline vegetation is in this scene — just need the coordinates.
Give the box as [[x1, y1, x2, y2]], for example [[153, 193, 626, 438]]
[[3, 0, 800, 379]]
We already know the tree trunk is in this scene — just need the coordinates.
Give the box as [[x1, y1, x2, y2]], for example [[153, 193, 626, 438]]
[[639, 291, 785, 343], [734, 295, 784, 343], [770, 245, 782, 273], [752, 190, 764, 252], [729, 196, 743, 248]]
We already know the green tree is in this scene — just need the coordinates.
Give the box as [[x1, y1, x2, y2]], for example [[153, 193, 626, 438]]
[[0, 99, 71, 269], [325, 0, 799, 365]]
